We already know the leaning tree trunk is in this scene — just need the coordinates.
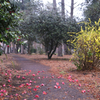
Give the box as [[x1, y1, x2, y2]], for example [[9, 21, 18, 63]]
[[48, 41, 58, 59]]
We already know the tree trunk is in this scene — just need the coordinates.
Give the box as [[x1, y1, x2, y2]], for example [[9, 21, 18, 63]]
[[7, 46, 9, 54], [28, 41, 31, 54], [61, 0, 65, 20], [21, 44, 24, 54], [48, 42, 58, 59], [13, 43, 15, 53], [28, 40, 32, 55], [53, 0, 57, 11], [16, 44, 18, 54], [64, 43, 67, 55], [58, 0, 65, 56], [71, 0, 74, 18]]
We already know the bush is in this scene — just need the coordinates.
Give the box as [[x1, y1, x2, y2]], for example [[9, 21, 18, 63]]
[[30, 47, 37, 54], [72, 19, 100, 70]]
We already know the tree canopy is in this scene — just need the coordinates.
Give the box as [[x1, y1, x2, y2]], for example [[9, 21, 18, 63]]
[[84, 0, 100, 23]]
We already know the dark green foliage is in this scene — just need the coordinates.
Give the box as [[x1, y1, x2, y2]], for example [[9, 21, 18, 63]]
[[35, 10, 68, 59], [0, 0, 21, 45], [84, 0, 100, 23], [30, 47, 37, 54]]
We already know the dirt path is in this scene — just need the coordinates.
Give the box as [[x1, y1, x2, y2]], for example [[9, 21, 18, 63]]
[[13, 55, 94, 100]]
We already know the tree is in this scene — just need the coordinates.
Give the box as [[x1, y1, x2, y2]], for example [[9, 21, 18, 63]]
[[0, 0, 22, 54], [0, 0, 19, 43], [19, 0, 43, 54], [71, 0, 74, 18], [58, 0, 65, 56], [35, 10, 68, 59], [85, 0, 99, 3], [84, 0, 100, 23], [20, 16, 37, 54], [53, 0, 56, 11]]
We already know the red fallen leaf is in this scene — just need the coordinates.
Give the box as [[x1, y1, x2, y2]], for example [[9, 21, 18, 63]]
[[87, 90, 90, 92], [41, 83, 45, 86], [68, 75, 72, 79], [82, 90, 86, 93], [52, 76, 54, 78], [58, 86, 61, 89], [54, 85, 58, 89], [38, 77, 41, 79], [0, 93, 4, 96], [62, 82, 65, 85], [5, 73, 7, 76], [69, 79, 72, 82], [34, 81, 36, 83], [26, 73, 28, 76], [38, 71, 40, 73], [26, 83, 31, 86], [33, 88, 38, 91], [22, 76, 25, 79], [30, 80, 32, 83], [56, 82, 59, 86], [35, 95, 39, 98], [35, 85, 40, 88], [43, 91, 47, 95], [79, 84, 81, 87], [58, 76, 61, 78], [75, 79, 79, 82], [16, 75, 20, 78], [32, 74, 35, 76], [19, 84, 24, 87], [3, 84, 6, 87], [28, 87, 32, 89], [15, 93, 18, 96], [8, 79, 10, 82]]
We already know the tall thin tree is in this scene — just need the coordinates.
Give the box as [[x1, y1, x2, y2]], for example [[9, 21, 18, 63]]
[[58, 0, 65, 56], [53, 0, 57, 11], [71, 0, 74, 18], [61, 0, 65, 19]]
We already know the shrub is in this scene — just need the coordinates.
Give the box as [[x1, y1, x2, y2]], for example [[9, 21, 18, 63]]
[[72, 19, 100, 70], [30, 47, 37, 54]]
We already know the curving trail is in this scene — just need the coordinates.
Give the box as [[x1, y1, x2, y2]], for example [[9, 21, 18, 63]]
[[13, 55, 94, 100]]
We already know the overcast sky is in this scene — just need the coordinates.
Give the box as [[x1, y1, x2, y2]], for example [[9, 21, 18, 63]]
[[42, 0, 85, 19]]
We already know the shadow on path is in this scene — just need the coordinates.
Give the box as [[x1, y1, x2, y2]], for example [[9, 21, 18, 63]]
[[13, 55, 94, 100]]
